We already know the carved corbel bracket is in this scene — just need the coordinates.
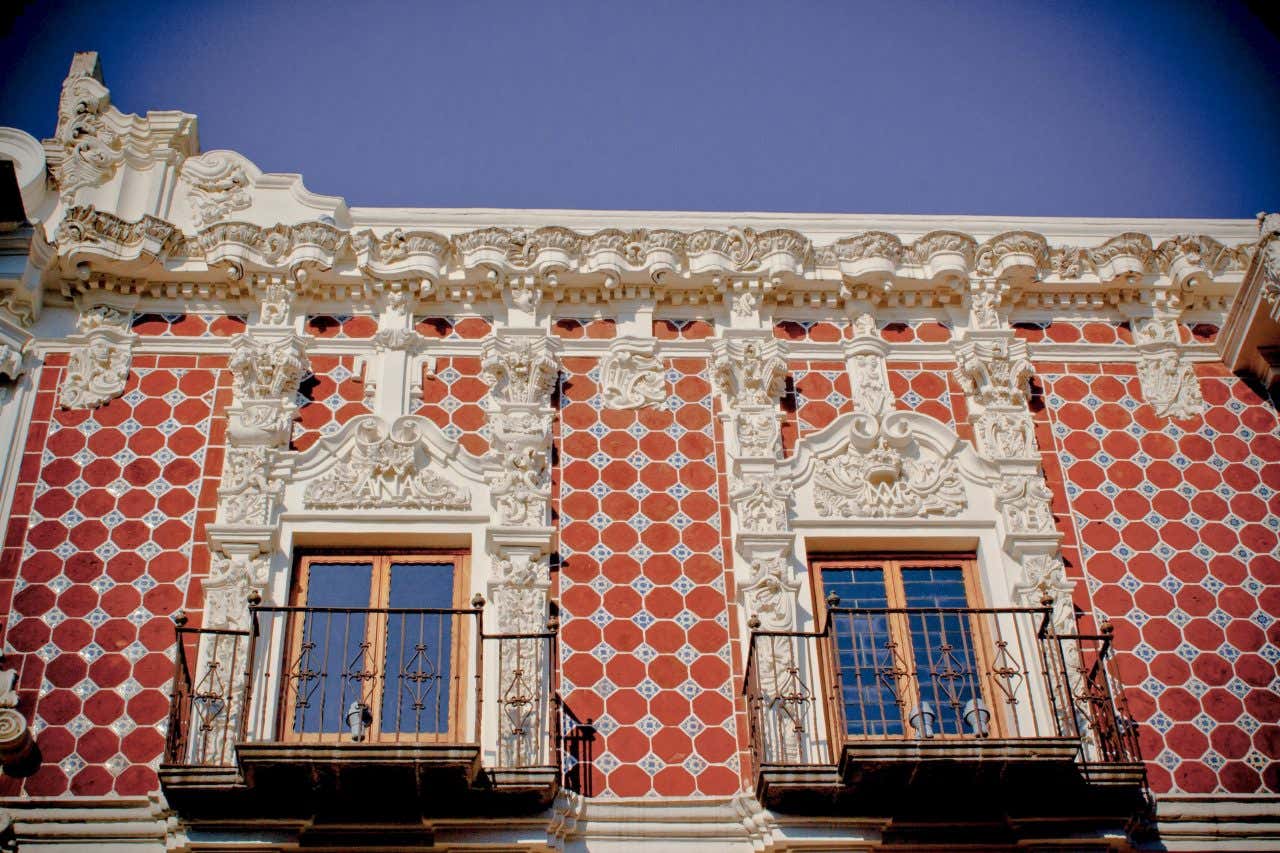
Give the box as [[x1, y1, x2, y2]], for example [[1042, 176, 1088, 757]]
[[202, 539, 273, 629], [59, 295, 136, 410]]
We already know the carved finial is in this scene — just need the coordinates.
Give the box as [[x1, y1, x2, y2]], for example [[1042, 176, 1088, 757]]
[[471, 593, 486, 609], [546, 615, 560, 633], [1040, 594, 1054, 610], [1101, 620, 1114, 637], [247, 590, 262, 607], [173, 610, 188, 628], [747, 615, 761, 631], [826, 590, 840, 608]]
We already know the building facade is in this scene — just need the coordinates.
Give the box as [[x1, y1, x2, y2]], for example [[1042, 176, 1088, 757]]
[[0, 53, 1276, 850]]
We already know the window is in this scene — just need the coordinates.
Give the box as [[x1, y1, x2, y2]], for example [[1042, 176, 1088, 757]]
[[814, 555, 993, 739], [280, 552, 470, 743]]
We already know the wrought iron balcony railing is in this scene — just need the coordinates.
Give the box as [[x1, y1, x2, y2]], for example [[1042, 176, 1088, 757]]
[[164, 604, 557, 774], [744, 603, 1141, 772]]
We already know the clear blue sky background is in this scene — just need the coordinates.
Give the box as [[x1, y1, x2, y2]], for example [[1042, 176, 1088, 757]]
[[2, 0, 1277, 217]]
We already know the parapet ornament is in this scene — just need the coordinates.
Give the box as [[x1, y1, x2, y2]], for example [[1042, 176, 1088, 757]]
[[60, 302, 134, 410], [303, 416, 470, 511], [813, 413, 965, 519], [48, 54, 122, 201], [599, 337, 667, 410], [181, 151, 253, 228]]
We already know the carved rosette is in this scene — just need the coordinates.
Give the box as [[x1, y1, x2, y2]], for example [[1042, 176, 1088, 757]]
[[599, 337, 667, 410], [1132, 316, 1205, 421], [60, 303, 134, 410], [814, 414, 965, 519]]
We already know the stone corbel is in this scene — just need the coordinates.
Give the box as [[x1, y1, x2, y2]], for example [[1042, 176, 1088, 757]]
[[599, 337, 667, 410], [59, 294, 136, 410], [737, 533, 801, 632], [0, 669, 36, 775], [202, 536, 273, 629], [1132, 314, 1205, 421]]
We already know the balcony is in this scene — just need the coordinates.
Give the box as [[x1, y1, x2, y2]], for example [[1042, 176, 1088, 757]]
[[744, 602, 1146, 834], [160, 603, 560, 826]]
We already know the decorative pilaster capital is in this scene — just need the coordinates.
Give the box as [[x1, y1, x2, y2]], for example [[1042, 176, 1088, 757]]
[[481, 330, 561, 407], [953, 331, 1033, 412], [600, 337, 667, 410], [711, 332, 788, 410]]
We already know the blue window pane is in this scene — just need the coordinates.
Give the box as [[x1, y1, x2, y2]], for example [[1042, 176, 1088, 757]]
[[902, 567, 979, 736], [293, 562, 373, 735], [382, 562, 456, 735], [822, 567, 903, 736]]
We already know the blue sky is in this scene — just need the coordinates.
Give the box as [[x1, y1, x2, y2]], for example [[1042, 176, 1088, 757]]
[[2, 0, 1277, 217]]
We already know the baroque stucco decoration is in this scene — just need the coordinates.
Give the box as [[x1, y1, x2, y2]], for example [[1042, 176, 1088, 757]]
[[599, 337, 667, 410], [303, 417, 471, 511], [180, 151, 253, 228], [811, 413, 966, 519], [60, 299, 135, 409], [1133, 315, 1205, 421]]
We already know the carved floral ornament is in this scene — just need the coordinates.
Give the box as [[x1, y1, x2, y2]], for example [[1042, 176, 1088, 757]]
[[47, 204, 1254, 306], [599, 337, 667, 410]]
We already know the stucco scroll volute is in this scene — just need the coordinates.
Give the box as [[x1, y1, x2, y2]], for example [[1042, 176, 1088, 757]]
[[60, 298, 135, 410], [600, 337, 667, 410]]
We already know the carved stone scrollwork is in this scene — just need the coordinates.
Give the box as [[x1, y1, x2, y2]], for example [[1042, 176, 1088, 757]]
[[735, 410, 782, 458], [731, 477, 792, 533], [1132, 316, 1205, 421], [60, 302, 134, 410], [491, 552, 551, 635], [996, 475, 1057, 534], [303, 417, 470, 511], [204, 550, 269, 631], [217, 446, 281, 526], [712, 335, 788, 409], [488, 409, 553, 527], [0, 344, 22, 383], [229, 332, 308, 402], [181, 151, 252, 228], [814, 414, 965, 519], [599, 337, 667, 410]]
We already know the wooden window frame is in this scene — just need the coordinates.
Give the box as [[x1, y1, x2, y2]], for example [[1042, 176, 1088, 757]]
[[810, 553, 1010, 741], [280, 549, 472, 745]]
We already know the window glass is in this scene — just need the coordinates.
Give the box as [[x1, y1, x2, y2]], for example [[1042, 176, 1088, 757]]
[[294, 561, 373, 734], [383, 562, 456, 734]]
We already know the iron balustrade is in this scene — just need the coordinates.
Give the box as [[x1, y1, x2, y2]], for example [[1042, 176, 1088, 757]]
[[164, 604, 559, 771], [744, 604, 1141, 770]]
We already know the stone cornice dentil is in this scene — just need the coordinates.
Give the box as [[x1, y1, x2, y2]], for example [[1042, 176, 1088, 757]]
[[40, 205, 1255, 315]]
